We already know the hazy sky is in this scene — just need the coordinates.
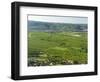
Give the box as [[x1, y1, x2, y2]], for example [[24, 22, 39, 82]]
[[28, 15, 88, 24]]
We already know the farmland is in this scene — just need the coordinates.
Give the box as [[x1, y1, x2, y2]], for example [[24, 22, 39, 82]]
[[28, 31, 87, 66]]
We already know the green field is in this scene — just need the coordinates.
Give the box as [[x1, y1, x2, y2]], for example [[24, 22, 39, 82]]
[[28, 31, 87, 66]]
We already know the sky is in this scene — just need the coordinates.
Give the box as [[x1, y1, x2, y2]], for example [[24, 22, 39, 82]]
[[28, 15, 88, 24]]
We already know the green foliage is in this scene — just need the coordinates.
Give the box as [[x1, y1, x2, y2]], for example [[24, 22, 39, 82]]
[[28, 32, 88, 66]]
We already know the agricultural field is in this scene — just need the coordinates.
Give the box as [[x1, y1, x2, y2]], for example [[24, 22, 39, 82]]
[[28, 31, 87, 66]]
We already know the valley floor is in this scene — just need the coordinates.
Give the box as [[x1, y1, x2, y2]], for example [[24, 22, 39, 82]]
[[28, 32, 87, 66]]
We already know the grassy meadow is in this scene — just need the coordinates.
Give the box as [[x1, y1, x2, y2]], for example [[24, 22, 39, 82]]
[[28, 31, 87, 66]]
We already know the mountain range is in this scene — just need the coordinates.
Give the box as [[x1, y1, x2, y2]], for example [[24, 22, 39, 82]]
[[28, 20, 87, 32]]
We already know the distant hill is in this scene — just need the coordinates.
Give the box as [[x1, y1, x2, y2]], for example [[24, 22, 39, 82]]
[[28, 21, 87, 32]]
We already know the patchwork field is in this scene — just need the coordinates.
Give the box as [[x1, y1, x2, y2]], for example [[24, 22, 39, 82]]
[[28, 31, 87, 66]]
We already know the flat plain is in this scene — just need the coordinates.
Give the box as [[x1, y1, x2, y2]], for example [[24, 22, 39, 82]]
[[28, 31, 87, 66]]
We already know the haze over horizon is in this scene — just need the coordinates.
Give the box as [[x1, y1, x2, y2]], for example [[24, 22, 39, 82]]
[[28, 15, 88, 24]]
